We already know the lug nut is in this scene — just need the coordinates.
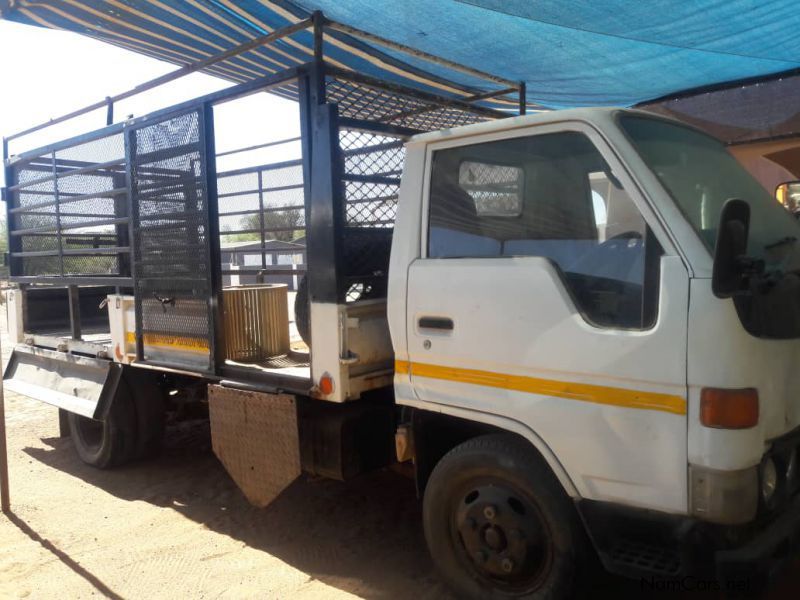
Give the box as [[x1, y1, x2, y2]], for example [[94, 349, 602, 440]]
[[501, 558, 514, 573], [483, 505, 497, 520]]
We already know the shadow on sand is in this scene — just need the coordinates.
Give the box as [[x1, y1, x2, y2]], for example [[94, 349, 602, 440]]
[[24, 420, 450, 599], [6, 511, 124, 599], [23, 420, 797, 599]]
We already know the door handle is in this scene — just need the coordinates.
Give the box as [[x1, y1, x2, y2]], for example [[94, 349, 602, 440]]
[[418, 316, 454, 331]]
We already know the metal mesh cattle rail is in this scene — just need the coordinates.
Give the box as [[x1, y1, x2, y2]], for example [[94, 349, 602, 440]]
[[325, 68, 506, 132], [216, 157, 306, 283], [5, 128, 131, 284], [325, 68, 508, 302], [0, 12, 526, 384]]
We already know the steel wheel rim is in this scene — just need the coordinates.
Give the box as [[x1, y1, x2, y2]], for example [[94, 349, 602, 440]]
[[449, 479, 554, 593]]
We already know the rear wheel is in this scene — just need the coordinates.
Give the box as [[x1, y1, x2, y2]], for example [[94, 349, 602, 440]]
[[423, 434, 589, 599], [125, 375, 165, 460], [68, 386, 137, 469]]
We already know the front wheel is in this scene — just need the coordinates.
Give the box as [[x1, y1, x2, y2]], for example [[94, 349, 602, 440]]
[[423, 434, 589, 599]]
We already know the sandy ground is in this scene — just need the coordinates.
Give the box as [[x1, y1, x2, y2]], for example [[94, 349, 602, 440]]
[[1, 315, 800, 599], [0, 313, 449, 600]]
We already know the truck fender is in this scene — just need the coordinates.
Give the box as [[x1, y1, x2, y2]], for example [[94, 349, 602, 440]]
[[404, 398, 580, 498]]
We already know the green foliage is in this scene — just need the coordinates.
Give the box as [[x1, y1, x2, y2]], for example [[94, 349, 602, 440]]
[[222, 230, 260, 243], [240, 205, 303, 242]]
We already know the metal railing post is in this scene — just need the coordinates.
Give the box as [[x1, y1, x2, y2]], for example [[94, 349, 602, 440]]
[[312, 11, 327, 104], [67, 285, 82, 340], [51, 150, 64, 276], [203, 103, 225, 374], [0, 331, 9, 513], [105, 97, 114, 126], [258, 169, 267, 271]]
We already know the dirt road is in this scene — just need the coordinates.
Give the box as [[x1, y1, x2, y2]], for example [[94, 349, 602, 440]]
[[1, 317, 799, 599]]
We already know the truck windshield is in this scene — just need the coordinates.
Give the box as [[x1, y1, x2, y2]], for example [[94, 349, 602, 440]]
[[620, 115, 800, 272]]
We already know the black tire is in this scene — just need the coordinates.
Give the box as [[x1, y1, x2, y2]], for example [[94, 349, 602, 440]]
[[125, 374, 165, 460], [295, 275, 311, 347], [423, 434, 589, 600], [68, 386, 137, 469]]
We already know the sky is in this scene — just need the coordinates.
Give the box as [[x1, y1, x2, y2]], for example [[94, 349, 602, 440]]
[[0, 19, 302, 187]]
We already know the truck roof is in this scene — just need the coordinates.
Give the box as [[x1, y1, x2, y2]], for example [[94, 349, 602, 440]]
[[408, 107, 653, 145]]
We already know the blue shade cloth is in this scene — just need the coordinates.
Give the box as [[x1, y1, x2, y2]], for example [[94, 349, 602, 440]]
[[1, 0, 798, 109]]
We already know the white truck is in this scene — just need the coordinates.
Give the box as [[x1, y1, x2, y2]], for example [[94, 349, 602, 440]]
[[4, 18, 800, 599]]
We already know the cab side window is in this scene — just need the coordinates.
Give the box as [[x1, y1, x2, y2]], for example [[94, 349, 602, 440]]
[[428, 131, 661, 329]]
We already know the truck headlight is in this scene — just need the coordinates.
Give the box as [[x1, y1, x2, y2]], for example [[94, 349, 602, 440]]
[[761, 457, 778, 504]]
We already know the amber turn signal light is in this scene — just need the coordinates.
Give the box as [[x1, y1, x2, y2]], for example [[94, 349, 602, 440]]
[[700, 388, 759, 429], [319, 373, 334, 396]]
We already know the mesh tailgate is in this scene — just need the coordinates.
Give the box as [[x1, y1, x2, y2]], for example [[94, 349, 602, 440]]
[[128, 107, 215, 371]]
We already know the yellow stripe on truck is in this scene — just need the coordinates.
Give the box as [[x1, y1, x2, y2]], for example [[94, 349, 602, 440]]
[[125, 332, 209, 352], [395, 360, 686, 415]]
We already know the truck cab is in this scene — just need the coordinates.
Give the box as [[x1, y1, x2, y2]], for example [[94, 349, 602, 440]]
[[388, 107, 800, 597]]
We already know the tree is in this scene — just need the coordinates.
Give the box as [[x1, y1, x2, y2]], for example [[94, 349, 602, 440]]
[[240, 204, 304, 242]]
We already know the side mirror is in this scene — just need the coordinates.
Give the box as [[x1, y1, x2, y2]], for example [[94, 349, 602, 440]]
[[712, 198, 751, 298]]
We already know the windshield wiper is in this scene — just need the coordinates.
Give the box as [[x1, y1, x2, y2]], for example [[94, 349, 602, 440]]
[[764, 236, 798, 250]]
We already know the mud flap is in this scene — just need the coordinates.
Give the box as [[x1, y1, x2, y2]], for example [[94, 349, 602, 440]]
[[3, 346, 122, 419], [208, 385, 301, 507]]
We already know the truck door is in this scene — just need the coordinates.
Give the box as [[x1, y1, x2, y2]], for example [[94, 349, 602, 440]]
[[404, 124, 690, 513]]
